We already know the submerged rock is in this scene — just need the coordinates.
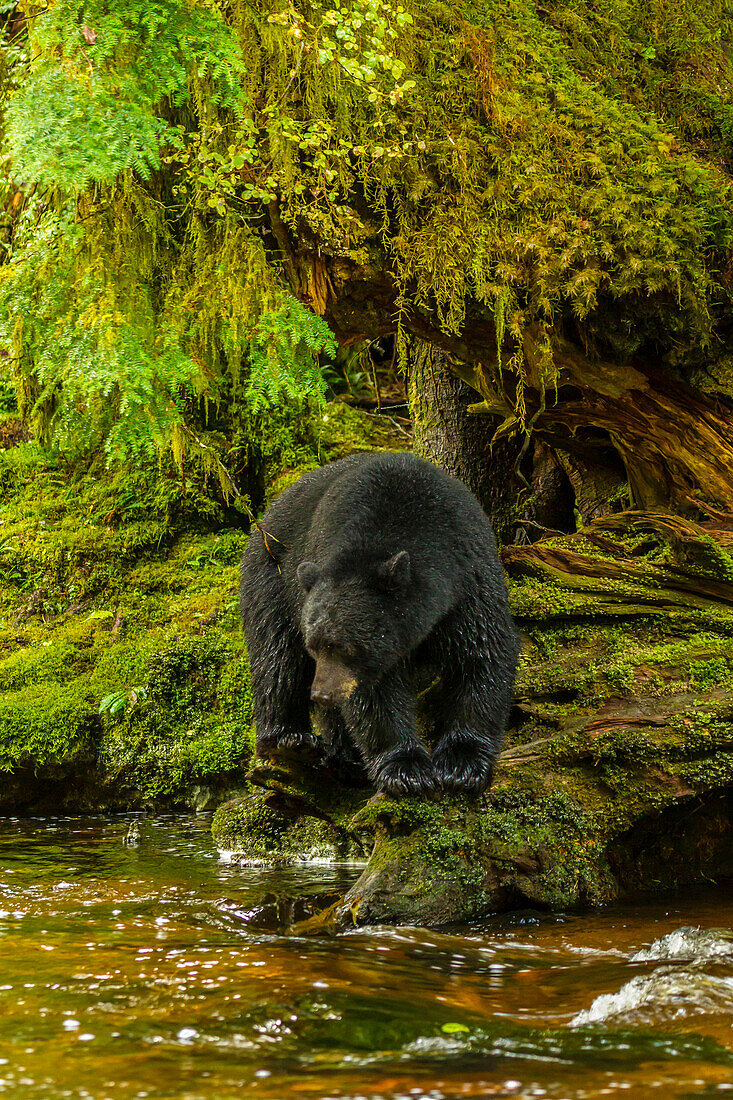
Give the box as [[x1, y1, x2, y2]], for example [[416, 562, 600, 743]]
[[631, 926, 733, 963], [572, 967, 733, 1027]]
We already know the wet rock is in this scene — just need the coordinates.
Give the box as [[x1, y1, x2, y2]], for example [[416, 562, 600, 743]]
[[234, 890, 344, 931], [572, 967, 733, 1027], [212, 781, 367, 865], [631, 926, 733, 962], [123, 820, 141, 847]]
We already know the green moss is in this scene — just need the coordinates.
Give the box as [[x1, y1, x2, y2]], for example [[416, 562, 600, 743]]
[[97, 632, 254, 804], [0, 396, 407, 811], [690, 656, 731, 690], [681, 750, 733, 789], [212, 788, 366, 863], [0, 680, 98, 775], [351, 794, 442, 833], [264, 401, 411, 503], [0, 638, 91, 692], [211, 794, 291, 853], [315, 401, 410, 461], [0, 610, 256, 808]]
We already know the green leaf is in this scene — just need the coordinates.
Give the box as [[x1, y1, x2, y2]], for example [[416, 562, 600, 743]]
[[441, 1022, 470, 1034]]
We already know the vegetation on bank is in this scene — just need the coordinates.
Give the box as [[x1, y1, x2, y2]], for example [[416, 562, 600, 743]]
[[1, 0, 732, 476], [0, 390, 731, 916], [0, 401, 403, 811]]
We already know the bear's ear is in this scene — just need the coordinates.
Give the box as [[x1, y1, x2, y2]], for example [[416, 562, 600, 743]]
[[297, 560, 320, 592], [377, 550, 411, 589]]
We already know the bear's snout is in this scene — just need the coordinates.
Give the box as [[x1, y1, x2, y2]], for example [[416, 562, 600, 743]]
[[310, 685, 335, 705], [310, 655, 358, 706]]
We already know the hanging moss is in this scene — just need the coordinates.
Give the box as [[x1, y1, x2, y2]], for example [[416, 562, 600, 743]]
[[1, 0, 732, 467]]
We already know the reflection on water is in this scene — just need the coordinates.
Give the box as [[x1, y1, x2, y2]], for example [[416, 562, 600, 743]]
[[0, 815, 731, 1099]]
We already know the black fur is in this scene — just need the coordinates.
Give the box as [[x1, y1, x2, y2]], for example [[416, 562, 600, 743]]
[[240, 452, 520, 797]]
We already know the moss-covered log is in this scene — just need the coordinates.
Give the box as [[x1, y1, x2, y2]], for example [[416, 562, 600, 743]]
[[294, 511, 733, 930]]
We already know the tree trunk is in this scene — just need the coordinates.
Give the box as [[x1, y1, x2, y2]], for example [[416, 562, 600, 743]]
[[407, 340, 522, 543]]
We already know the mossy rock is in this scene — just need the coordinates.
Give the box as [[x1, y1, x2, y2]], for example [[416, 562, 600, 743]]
[[212, 794, 292, 857], [212, 790, 366, 864]]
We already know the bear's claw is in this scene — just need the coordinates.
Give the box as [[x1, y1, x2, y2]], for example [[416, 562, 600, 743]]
[[433, 743, 494, 795], [373, 747, 438, 797], [256, 728, 321, 764]]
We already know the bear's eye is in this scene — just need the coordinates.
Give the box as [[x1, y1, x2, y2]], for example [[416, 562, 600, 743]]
[[320, 643, 353, 665]]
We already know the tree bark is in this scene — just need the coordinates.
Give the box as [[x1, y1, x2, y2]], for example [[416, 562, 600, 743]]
[[406, 340, 522, 542]]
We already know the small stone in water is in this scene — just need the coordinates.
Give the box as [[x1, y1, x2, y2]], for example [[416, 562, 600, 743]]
[[177, 1027, 198, 1042], [62, 1019, 80, 1031]]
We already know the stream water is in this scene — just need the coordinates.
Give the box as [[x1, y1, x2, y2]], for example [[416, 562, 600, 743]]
[[0, 815, 731, 1099]]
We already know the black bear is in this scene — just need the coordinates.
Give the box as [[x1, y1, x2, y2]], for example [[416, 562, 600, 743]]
[[240, 452, 519, 797]]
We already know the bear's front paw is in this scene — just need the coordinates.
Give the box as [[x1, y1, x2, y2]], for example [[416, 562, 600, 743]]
[[433, 739, 494, 795], [372, 746, 438, 798], [256, 728, 320, 762]]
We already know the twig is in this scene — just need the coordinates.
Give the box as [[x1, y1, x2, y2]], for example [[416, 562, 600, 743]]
[[179, 424, 287, 564], [517, 518, 568, 538], [359, 408, 413, 439]]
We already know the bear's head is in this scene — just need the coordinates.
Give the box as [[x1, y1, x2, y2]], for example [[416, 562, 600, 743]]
[[297, 551, 411, 706]]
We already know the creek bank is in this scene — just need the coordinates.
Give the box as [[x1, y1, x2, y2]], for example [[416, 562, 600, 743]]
[[221, 511, 733, 927], [0, 402, 405, 813], [3, 415, 733, 924]]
